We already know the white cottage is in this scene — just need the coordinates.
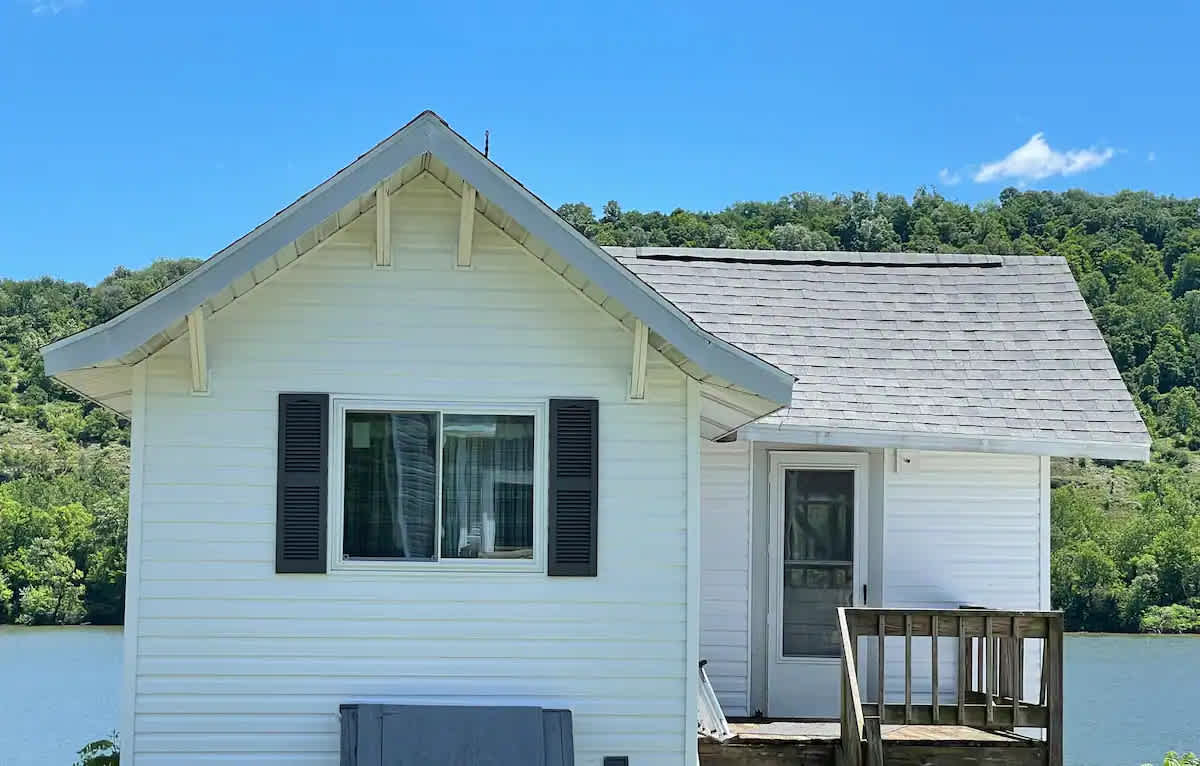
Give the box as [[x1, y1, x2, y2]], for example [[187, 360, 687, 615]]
[[42, 111, 1147, 765]]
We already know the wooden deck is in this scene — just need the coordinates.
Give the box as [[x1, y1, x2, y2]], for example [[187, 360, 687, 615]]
[[701, 721, 1047, 765], [703, 607, 1063, 765], [731, 721, 1030, 742]]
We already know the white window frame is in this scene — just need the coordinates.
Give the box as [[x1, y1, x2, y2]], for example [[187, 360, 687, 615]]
[[328, 396, 547, 574]]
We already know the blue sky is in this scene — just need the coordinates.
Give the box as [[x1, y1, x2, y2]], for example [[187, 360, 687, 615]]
[[1, 1, 1194, 283]]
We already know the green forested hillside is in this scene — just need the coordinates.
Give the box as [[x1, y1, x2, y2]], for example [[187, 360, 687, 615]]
[[2, 186, 1200, 631], [0, 260, 199, 624]]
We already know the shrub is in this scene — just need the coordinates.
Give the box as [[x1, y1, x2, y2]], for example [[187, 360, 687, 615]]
[[74, 735, 118, 766], [1139, 604, 1200, 633]]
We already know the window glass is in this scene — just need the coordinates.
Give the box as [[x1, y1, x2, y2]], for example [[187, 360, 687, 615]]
[[441, 414, 535, 559], [343, 411, 438, 559], [781, 468, 855, 657], [341, 409, 536, 563]]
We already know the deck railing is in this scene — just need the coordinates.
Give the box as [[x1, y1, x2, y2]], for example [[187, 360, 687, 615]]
[[837, 607, 1063, 766]]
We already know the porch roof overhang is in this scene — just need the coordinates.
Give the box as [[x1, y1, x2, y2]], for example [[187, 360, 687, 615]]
[[41, 112, 794, 436], [738, 423, 1150, 462]]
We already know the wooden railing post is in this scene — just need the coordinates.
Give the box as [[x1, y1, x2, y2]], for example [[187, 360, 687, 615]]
[[1012, 616, 1023, 726], [1047, 615, 1064, 766], [864, 717, 884, 766], [957, 616, 967, 725], [984, 615, 994, 727], [877, 614, 886, 717], [903, 614, 913, 723], [930, 614, 940, 724], [838, 608, 865, 766]]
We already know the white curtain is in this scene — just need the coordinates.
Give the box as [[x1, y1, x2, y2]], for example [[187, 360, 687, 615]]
[[442, 415, 533, 558]]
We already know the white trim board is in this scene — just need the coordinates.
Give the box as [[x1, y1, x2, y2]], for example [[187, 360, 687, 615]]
[[118, 362, 147, 759], [40, 112, 793, 409], [739, 424, 1148, 462], [765, 450, 870, 717], [684, 378, 701, 763]]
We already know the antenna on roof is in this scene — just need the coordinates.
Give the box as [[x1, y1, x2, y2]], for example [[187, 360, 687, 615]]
[[484, 130, 490, 157]]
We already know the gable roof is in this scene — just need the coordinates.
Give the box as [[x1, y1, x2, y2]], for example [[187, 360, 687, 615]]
[[40, 112, 794, 421], [610, 247, 1150, 461]]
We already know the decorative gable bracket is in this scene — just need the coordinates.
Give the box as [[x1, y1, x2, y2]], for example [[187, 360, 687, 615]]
[[457, 181, 476, 269], [187, 308, 208, 394], [629, 320, 648, 400], [375, 186, 392, 268]]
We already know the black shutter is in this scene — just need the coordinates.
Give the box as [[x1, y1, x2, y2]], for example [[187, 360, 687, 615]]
[[548, 399, 598, 577], [276, 393, 329, 573]]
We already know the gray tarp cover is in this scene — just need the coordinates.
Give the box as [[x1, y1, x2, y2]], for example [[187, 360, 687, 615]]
[[340, 704, 574, 766]]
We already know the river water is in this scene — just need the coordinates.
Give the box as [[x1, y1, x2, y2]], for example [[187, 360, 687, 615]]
[[0, 627, 1196, 765]]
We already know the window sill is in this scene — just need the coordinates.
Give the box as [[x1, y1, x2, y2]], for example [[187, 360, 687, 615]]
[[330, 558, 544, 575]]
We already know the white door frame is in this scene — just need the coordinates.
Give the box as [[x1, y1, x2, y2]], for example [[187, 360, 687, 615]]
[[766, 451, 869, 716]]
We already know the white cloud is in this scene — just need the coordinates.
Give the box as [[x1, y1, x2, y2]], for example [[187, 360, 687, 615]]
[[973, 133, 1114, 183], [27, 0, 83, 15], [937, 168, 962, 186]]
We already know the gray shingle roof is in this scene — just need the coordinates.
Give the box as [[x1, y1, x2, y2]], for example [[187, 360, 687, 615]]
[[609, 247, 1149, 459]]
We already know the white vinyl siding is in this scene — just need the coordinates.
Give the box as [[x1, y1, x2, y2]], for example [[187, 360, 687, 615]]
[[131, 174, 689, 765], [698, 441, 751, 716], [720, 445, 1048, 716], [882, 450, 1047, 703]]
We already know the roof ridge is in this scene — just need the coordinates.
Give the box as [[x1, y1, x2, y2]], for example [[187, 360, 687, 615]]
[[605, 246, 1011, 267]]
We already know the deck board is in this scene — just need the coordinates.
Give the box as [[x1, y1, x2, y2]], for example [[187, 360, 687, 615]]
[[728, 721, 1027, 744]]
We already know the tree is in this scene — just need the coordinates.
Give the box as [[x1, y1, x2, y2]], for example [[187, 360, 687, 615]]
[[601, 200, 622, 224], [0, 570, 11, 621], [555, 202, 595, 233], [1157, 387, 1200, 435], [1078, 271, 1110, 306], [1051, 539, 1123, 631], [1174, 253, 1200, 297], [13, 538, 86, 625], [771, 223, 837, 251]]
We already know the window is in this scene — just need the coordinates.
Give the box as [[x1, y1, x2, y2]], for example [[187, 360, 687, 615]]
[[335, 401, 540, 567], [780, 468, 855, 658]]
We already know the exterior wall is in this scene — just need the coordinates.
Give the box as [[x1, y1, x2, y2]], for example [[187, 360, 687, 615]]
[[127, 174, 691, 765], [698, 441, 752, 715], [883, 450, 1046, 610], [882, 450, 1048, 703], [699, 443, 1049, 716]]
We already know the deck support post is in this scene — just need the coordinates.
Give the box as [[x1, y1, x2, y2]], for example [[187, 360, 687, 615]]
[[186, 308, 208, 394], [1047, 616, 1064, 766]]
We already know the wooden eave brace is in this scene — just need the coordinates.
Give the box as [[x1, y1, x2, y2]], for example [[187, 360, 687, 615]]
[[457, 182, 477, 268], [187, 307, 208, 394], [375, 185, 392, 267], [629, 320, 648, 400]]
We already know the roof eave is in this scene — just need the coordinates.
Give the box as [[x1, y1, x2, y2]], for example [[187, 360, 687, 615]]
[[738, 423, 1151, 462], [41, 114, 438, 378], [40, 112, 793, 408]]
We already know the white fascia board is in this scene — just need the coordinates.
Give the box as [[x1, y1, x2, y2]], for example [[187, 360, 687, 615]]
[[40, 116, 436, 376], [738, 423, 1150, 462], [425, 128, 795, 406], [40, 113, 794, 408]]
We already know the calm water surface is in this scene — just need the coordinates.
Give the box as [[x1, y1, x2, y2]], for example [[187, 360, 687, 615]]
[[0, 626, 122, 766], [1066, 634, 1200, 765], [0, 629, 1196, 765]]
